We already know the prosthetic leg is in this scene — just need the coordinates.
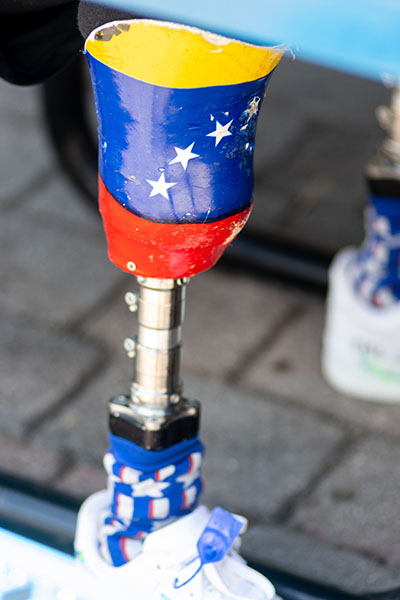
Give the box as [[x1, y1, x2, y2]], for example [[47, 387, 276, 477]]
[[75, 19, 283, 598], [322, 84, 400, 402]]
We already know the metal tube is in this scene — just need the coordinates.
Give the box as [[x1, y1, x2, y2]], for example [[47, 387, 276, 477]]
[[130, 277, 188, 412], [366, 84, 400, 183], [374, 84, 400, 165], [391, 85, 400, 148]]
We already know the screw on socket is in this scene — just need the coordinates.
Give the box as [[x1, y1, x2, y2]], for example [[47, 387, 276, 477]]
[[125, 291, 139, 312], [109, 395, 200, 450], [123, 337, 137, 358]]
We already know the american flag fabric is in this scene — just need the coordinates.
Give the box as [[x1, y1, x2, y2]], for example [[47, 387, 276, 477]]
[[349, 193, 400, 307], [98, 434, 204, 567], [85, 19, 282, 279]]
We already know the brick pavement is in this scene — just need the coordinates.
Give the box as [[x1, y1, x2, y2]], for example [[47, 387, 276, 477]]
[[1, 58, 399, 594]]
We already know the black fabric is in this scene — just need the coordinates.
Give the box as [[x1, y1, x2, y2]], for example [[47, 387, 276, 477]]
[[0, 1, 81, 85], [1, 0, 73, 15], [77, 1, 139, 40], [0, 0, 142, 85]]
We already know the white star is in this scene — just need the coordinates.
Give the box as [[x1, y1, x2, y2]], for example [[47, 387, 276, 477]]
[[130, 480, 170, 498], [207, 119, 233, 146], [244, 96, 260, 120], [146, 173, 177, 200], [169, 142, 199, 171]]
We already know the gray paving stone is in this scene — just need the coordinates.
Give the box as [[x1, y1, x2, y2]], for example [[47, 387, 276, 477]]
[[0, 315, 100, 436], [254, 91, 308, 174], [0, 431, 64, 483], [184, 273, 305, 377], [0, 115, 54, 204], [242, 521, 400, 594], [237, 183, 293, 251], [33, 361, 128, 464], [187, 377, 345, 519], [82, 269, 304, 379], [55, 463, 107, 499], [268, 57, 389, 130], [24, 171, 101, 235], [0, 209, 123, 326], [38, 368, 345, 521], [290, 435, 400, 569], [242, 299, 400, 436], [79, 281, 137, 365], [251, 81, 310, 232], [251, 122, 373, 251], [0, 80, 40, 123]]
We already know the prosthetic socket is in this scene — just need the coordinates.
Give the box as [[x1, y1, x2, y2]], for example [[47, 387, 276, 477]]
[[85, 20, 283, 450]]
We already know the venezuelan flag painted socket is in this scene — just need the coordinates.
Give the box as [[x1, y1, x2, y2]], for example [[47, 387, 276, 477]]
[[85, 19, 283, 278]]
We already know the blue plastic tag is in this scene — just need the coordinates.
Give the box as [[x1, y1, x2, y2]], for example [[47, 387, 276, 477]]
[[174, 507, 242, 588]]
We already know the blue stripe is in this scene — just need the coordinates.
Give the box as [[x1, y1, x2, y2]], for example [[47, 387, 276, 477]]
[[108, 434, 203, 470], [371, 194, 400, 218], [87, 54, 272, 223], [107, 536, 126, 566]]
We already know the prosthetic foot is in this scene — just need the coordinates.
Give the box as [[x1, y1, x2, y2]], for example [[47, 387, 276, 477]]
[[75, 19, 283, 598]]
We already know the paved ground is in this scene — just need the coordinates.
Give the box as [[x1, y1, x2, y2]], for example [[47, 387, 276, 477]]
[[1, 56, 399, 594]]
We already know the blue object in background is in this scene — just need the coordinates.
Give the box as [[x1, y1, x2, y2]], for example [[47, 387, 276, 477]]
[[85, 0, 400, 82], [0, 527, 109, 600]]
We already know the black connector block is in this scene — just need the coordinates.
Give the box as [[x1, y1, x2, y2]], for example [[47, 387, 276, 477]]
[[108, 395, 200, 450]]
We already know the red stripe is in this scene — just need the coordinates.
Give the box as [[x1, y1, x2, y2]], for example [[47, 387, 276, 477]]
[[99, 177, 252, 279], [181, 491, 187, 510], [148, 499, 154, 519], [120, 537, 130, 563], [187, 455, 194, 474]]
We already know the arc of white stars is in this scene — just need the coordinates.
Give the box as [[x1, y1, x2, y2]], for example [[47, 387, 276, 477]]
[[146, 172, 177, 200], [207, 119, 233, 146], [169, 142, 199, 171]]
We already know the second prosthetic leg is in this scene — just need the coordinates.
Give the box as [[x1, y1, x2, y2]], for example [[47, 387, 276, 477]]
[[75, 19, 283, 599], [322, 85, 400, 402]]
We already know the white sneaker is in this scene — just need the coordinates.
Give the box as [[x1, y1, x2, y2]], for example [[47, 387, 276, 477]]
[[322, 248, 400, 402], [75, 490, 277, 600]]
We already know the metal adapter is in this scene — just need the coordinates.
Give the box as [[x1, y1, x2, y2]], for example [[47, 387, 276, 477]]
[[109, 276, 200, 450], [367, 84, 400, 184]]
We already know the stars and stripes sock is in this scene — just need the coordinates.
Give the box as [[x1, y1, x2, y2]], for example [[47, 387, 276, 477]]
[[348, 188, 400, 307], [99, 434, 204, 567]]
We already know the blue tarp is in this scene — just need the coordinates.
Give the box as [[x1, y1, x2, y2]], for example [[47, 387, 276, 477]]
[[86, 0, 400, 82]]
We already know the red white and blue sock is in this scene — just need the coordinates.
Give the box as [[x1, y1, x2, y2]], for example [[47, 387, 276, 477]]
[[349, 190, 400, 307], [98, 434, 204, 566]]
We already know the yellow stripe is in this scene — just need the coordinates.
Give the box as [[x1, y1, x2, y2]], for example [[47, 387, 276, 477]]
[[85, 19, 283, 88]]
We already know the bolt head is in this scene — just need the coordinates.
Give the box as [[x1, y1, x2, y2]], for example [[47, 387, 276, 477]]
[[124, 291, 138, 311], [177, 277, 189, 286], [123, 337, 136, 357]]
